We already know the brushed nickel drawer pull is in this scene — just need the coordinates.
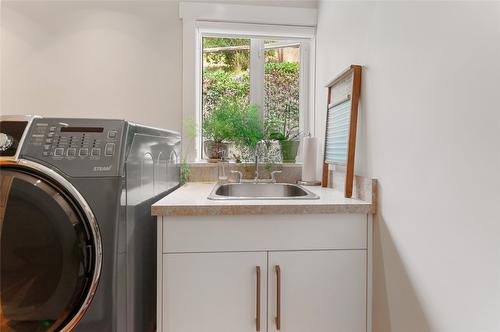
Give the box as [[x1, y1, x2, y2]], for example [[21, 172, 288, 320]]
[[256, 266, 261, 331], [275, 265, 281, 330]]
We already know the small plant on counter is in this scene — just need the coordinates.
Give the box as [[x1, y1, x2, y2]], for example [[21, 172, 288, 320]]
[[180, 118, 197, 185], [180, 162, 191, 186]]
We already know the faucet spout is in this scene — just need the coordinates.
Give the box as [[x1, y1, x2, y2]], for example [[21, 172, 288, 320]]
[[253, 140, 266, 183]]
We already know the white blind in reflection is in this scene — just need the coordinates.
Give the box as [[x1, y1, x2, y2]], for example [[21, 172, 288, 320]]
[[325, 100, 351, 165]]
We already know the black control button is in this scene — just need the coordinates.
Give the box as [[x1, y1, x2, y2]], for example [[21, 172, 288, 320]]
[[79, 148, 89, 156], [91, 148, 101, 157], [54, 148, 64, 156], [108, 131, 117, 139], [105, 143, 115, 156], [67, 148, 77, 157]]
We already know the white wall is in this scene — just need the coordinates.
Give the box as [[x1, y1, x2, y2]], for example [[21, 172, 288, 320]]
[[1, 0, 184, 131], [315, 2, 500, 332]]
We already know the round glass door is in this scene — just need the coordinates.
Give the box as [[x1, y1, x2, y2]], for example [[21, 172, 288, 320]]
[[0, 166, 98, 332]]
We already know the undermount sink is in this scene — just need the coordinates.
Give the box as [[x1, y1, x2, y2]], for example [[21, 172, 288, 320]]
[[208, 182, 319, 200]]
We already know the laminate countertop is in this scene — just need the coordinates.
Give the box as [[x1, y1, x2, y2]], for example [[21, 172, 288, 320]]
[[152, 181, 376, 217]]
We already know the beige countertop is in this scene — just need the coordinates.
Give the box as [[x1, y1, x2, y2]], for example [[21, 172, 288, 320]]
[[152, 182, 375, 217]]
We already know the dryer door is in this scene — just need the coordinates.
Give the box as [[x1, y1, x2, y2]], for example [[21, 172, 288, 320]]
[[0, 162, 101, 332]]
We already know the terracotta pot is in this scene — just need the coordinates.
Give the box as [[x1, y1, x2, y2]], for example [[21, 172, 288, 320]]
[[204, 141, 230, 161]]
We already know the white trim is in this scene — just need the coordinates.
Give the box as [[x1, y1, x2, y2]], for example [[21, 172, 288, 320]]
[[182, 16, 201, 161], [250, 38, 265, 116], [309, 35, 317, 138], [299, 40, 309, 136], [265, 42, 300, 50], [197, 21, 315, 40], [181, 2, 317, 162], [180, 2, 317, 27], [367, 214, 373, 332], [195, 28, 203, 161], [156, 217, 164, 332]]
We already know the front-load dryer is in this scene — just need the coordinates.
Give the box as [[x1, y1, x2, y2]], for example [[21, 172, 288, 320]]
[[0, 115, 180, 332]]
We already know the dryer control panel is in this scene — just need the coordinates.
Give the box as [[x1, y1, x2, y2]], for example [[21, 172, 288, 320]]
[[21, 118, 127, 177]]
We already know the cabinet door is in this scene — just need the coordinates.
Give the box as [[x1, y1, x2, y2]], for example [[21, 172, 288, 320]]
[[163, 252, 267, 332], [268, 250, 367, 332]]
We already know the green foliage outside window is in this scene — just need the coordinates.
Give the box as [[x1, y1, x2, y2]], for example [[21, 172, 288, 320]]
[[203, 70, 249, 120], [202, 37, 300, 162], [203, 38, 250, 72], [203, 63, 300, 138], [264, 62, 300, 141]]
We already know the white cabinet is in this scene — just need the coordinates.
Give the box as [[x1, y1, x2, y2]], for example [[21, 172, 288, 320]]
[[163, 252, 267, 332], [268, 251, 366, 332], [157, 214, 372, 332]]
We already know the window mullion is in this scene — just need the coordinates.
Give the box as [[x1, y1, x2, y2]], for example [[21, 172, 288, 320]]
[[249, 39, 265, 119], [299, 41, 309, 137]]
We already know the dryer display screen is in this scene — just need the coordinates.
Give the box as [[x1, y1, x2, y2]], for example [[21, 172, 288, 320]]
[[61, 127, 104, 133]]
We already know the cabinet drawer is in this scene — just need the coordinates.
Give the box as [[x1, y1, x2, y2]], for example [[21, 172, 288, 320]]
[[162, 213, 367, 253]]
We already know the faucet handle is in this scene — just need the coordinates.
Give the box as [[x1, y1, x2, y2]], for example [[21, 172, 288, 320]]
[[270, 170, 282, 183], [231, 170, 243, 183]]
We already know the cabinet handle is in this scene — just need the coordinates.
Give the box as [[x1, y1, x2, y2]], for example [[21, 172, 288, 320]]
[[255, 266, 261, 331], [275, 265, 281, 330]]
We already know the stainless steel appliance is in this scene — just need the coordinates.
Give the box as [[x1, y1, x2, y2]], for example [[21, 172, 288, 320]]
[[0, 115, 180, 331]]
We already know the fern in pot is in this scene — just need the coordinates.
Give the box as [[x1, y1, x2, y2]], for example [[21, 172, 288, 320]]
[[202, 99, 241, 161]]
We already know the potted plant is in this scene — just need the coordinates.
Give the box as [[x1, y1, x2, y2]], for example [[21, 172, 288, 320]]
[[268, 107, 300, 163], [202, 98, 242, 161], [229, 103, 265, 164], [269, 131, 300, 163]]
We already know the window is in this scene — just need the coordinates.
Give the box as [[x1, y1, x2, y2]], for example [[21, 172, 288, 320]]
[[197, 22, 314, 162]]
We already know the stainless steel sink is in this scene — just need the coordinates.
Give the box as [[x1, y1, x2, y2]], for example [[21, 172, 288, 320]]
[[208, 182, 319, 200]]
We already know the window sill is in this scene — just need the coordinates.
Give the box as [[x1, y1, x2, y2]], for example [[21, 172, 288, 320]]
[[186, 161, 303, 183], [188, 161, 303, 167]]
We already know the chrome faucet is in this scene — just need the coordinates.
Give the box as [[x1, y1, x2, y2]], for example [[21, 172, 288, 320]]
[[254, 140, 267, 183], [231, 170, 243, 183], [254, 154, 259, 182], [270, 170, 282, 183]]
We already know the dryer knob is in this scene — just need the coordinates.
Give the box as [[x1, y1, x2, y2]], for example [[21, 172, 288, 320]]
[[0, 133, 13, 152]]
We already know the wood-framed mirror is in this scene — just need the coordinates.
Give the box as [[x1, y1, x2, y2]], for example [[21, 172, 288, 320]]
[[321, 65, 362, 198]]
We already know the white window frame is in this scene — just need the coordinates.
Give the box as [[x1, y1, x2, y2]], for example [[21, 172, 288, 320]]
[[180, 2, 317, 162]]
